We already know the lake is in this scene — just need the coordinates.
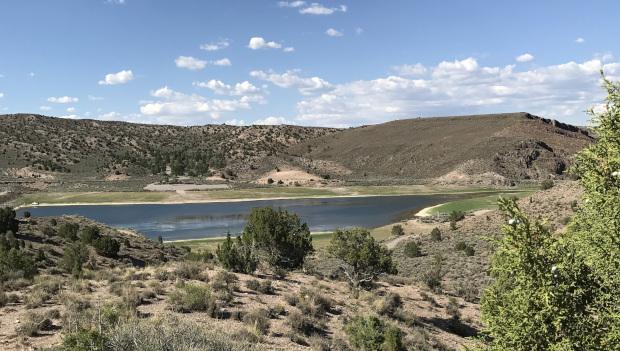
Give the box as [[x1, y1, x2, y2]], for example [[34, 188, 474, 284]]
[[17, 194, 459, 241]]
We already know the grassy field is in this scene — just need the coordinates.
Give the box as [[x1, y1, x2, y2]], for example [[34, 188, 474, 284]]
[[425, 191, 535, 215], [17, 191, 169, 205], [169, 227, 395, 253]]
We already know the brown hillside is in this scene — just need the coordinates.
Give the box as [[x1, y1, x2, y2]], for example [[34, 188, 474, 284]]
[[288, 113, 593, 183]]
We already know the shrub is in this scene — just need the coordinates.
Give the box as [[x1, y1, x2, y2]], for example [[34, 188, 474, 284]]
[[288, 310, 316, 336], [245, 279, 261, 291], [448, 210, 466, 223], [430, 227, 442, 241], [243, 308, 271, 335], [61, 329, 106, 350], [463, 245, 475, 256], [174, 261, 206, 281], [540, 179, 554, 190], [267, 178, 274, 184], [376, 292, 402, 318], [345, 315, 404, 351], [403, 241, 422, 258], [446, 297, 461, 321], [328, 228, 396, 290], [422, 254, 444, 291], [168, 283, 215, 313], [391, 225, 405, 236], [241, 207, 314, 271], [93, 236, 120, 258], [216, 233, 257, 274], [454, 241, 468, 251], [58, 222, 80, 241], [0, 207, 18, 234], [0, 247, 37, 280], [16, 312, 54, 337], [79, 226, 100, 244], [42, 225, 55, 237], [23, 211, 31, 219], [62, 242, 89, 277], [258, 280, 274, 294]]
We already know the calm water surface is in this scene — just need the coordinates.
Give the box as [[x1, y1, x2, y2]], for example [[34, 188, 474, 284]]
[[18, 195, 456, 241]]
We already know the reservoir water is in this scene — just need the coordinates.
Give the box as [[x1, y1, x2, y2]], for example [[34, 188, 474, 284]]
[[17, 194, 459, 241]]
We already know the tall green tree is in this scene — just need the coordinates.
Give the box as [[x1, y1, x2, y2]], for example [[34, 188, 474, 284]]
[[480, 75, 620, 350]]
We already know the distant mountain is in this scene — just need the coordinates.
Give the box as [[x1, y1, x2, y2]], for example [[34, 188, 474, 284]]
[[0, 114, 338, 179], [285, 113, 593, 183], [0, 113, 593, 185]]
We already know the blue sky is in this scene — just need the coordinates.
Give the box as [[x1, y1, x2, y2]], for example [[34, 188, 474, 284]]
[[0, 0, 618, 127]]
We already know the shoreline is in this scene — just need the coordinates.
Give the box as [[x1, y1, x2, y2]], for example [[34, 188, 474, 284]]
[[165, 230, 334, 244], [14, 187, 527, 211]]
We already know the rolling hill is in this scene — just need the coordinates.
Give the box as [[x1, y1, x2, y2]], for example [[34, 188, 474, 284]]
[[285, 113, 593, 184]]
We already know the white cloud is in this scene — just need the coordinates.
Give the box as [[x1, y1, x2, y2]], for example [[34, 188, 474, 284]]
[[193, 80, 261, 96], [211, 58, 232, 66], [98, 69, 134, 85], [278, 1, 305, 8], [225, 119, 247, 126], [40, 106, 52, 111], [248, 37, 282, 50], [575, 37, 585, 44], [0, 93, 3, 98], [66, 107, 76, 113], [254, 116, 293, 125], [284, 47, 295, 52], [355, 27, 364, 35], [105, 0, 125, 4], [47, 96, 79, 104], [175, 56, 207, 70], [325, 28, 343, 37], [250, 70, 332, 95], [516, 53, 534, 63], [200, 39, 230, 51], [88, 95, 104, 101], [299, 3, 347, 15], [392, 63, 427, 76], [139, 86, 264, 124], [293, 57, 620, 127]]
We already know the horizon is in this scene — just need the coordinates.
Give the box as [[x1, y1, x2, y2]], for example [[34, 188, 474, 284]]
[[0, 0, 619, 127]]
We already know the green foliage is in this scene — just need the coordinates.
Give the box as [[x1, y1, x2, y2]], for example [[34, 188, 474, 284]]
[[403, 241, 422, 258], [93, 237, 120, 258], [79, 226, 100, 244], [345, 315, 404, 351], [480, 76, 620, 350], [430, 227, 442, 241], [0, 207, 18, 234], [59, 222, 80, 241], [243, 308, 271, 335], [540, 179, 555, 190], [390, 225, 405, 236], [62, 242, 89, 277], [328, 228, 396, 290], [61, 329, 107, 351], [422, 254, 444, 291], [0, 247, 37, 280], [241, 207, 314, 271], [216, 233, 257, 274], [448, 210, 466, 222], [168, 283, 215, 313]]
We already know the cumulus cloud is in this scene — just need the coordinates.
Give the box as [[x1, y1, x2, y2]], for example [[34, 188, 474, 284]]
[[212, 58, 232, 66], [139, 86, 264, 123], [175, 56, 207, 70], [98, 69, 134, 85], [224, 119, 247, 126], [278, 1, 305, 8], [248, 37, 282, 50], [250, 70, 332, 95], [299, 3, 347, 15], [293, 57, 620, 127], [325, 28, 343, 37], [194, 80, 261, 97], [516, 53, 534, 62], [66, 107, 76, 113], [47, 96, 79, 104], [283, 47, 295, 52], [40, 106, 52, 111], [392, 63, 427, 76], [254, 116, 293, 125], [200, 39, 230, 51], [575, 37, 585, 44]]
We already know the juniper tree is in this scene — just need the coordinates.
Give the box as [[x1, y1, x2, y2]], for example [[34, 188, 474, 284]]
[[480, 74, 620, 350]]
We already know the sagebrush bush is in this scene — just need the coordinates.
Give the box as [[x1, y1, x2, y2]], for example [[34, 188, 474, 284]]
[[376, 292, 402, 318], [288, 310, 316, 336], [346, 315, 404, 351], [430, 227, 442, 241], [403, 241, 421, 258], [243, 308, 271, 335], [391, 225, 405, 236], [168, 283, 215, 313]]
